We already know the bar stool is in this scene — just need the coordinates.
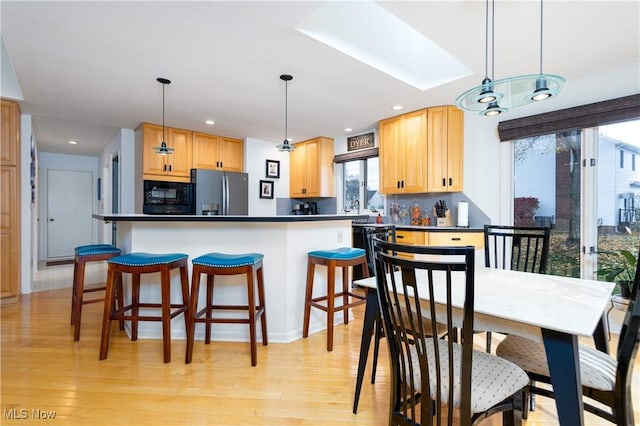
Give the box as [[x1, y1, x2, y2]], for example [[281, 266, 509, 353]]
[[71, 244, 123, 341], [185, 252, 267, 367], [99, 252, 190, 363], [302, 247, 369, 351]]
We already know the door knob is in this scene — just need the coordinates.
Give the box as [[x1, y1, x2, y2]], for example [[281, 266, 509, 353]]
[[49, 218, 54, 222]]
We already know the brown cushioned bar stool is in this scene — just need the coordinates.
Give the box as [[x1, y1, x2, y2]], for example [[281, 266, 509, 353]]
[[99, 252, 190, 363], [71, 244, 123, 341], [303, 247, 368, 351], [185, 252, 267, 366]]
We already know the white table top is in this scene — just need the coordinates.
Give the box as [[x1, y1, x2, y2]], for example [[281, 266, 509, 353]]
[[354, 266, 614, 341]]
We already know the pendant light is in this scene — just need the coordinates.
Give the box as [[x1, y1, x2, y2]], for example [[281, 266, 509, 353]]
[[456, 0, 505, 115], [530, 0, 562, 101], [276, 74, 295, 153], [456, 0, 564, 116], [153, 77, 174, 155]]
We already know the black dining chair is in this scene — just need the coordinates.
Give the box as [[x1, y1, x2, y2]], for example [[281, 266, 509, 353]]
[[496, 247, 640, 425], [373, 238, 528, 425], [482, 224, 551, 352]]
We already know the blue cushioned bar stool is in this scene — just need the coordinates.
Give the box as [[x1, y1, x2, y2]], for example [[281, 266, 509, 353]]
[[99, 252, 190, 363], [302, 247, 368, 351], [71, 244, 123, 341], [185, 253, 267, 367]]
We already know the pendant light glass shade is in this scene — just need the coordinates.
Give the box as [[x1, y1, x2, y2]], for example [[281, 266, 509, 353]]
[[276, 74, 295, 153], [153, 77, 174, 155], [456, 0, 564, 116]]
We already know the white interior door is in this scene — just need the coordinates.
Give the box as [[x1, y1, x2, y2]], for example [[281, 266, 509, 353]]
[[47, 169, 93, 258]]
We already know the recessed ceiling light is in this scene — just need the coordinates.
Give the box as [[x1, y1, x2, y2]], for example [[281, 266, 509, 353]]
[[344, 128, 353, 132], [392, 105, 403, 111], [67, 140, 78, 145], [205, 120, 215, 125]]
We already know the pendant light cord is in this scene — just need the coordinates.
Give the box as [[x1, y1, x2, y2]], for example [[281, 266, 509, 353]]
[[162, 82, 166, 143], [539, 0, 544, 74], [491, 0, 495, 81], [484, 0, 489, 79], [284, 80, 288, 142]]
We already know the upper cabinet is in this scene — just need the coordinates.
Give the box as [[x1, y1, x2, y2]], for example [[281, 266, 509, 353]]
[[379, 105, 464, 194], [379, 109, 428, 194], [426, 106, 464, 192], [290, 137, 334, 198], [192, 132, 244, 172], [138, 123, 192, 182]]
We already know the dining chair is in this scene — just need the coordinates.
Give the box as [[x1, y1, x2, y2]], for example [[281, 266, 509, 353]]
[[496, 246, 640, 425], [496, 287, 639, 424], [352, 226, 449, 414], [373, 238, 528, 425], [482, 224, 551, 352]]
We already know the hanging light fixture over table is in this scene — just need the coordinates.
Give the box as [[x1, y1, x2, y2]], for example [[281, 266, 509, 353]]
[[276, 74, 295, 153], [455, 0, 564, 116], [153, 77, 174, 155]]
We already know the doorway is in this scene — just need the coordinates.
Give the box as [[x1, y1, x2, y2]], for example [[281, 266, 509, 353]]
[[46, 169, 93, 259]]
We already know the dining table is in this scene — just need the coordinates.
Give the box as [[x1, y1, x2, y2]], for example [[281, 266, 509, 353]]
[[352, 264, 614, 426]]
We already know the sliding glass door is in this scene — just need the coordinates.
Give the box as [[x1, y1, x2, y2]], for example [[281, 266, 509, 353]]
[[513, 119, 640, 279]]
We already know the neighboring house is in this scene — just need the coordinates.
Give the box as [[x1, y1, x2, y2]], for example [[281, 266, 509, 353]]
[[515, 133, 640, 232]]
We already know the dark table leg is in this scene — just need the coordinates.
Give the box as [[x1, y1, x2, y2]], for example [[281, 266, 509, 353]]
[[353, 287, 379, 414], [592, 314, 609, 354], [541, 328, 584, 426]]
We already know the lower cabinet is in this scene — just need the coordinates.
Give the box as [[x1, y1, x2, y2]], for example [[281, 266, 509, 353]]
[[394, 230, 484, 259]]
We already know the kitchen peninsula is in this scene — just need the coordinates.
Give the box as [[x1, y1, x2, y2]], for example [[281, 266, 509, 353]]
[[93, 213, 368, 344]]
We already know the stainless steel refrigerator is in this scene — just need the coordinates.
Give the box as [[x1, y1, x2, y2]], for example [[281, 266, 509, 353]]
[[191, 169, 249, 215]]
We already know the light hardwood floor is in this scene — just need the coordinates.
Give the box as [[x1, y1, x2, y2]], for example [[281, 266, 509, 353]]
[[1, 264, 638, 425]]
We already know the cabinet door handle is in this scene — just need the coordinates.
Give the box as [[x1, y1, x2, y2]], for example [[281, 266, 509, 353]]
[[220, 161, 223, 168], [401, 180, 405, 189], [442, 178, 446, 187], [169, 165, 172, 172], [451, 237, 461, 241], [397, 235, 404, 239], [163, 164, 167, 172], [449, 178, 453, 186], [397, 181, 400, 189]]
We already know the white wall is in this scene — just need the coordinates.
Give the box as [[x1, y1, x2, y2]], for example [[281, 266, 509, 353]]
[[245, 137, 290, 216]]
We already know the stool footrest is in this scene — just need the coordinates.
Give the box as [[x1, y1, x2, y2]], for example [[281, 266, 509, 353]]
[[310, 292, 367, 312], [112, 303, 188, 321]]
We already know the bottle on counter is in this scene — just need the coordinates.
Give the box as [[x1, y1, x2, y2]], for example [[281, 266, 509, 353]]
[[376, 213, 383, 224]]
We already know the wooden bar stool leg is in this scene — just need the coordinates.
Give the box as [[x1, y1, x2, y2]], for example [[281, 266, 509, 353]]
[[247, 266, 257, 366], [185, 266, 202, 364], [179, 264, 190, 333], [302, 260, 315, 338], [99, 265, 117, 360], [70, 257, 81, 325], [257, 265, 268, 345], [115, 275, 125, 331], [326, 260, 336, 352], [131, 273, 140, 341], [72, 257, 87, 341], [205, 274, 214, 344], [342, 265, 349, 325], [160, 264, 172, 363]]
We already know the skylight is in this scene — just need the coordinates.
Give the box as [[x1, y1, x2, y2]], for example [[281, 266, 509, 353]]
[[295, 2, 471, 91]]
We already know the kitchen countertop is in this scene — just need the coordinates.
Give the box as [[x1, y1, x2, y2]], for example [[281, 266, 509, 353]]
[[94, 213, 369, 223], [352, 223, 483, 232]]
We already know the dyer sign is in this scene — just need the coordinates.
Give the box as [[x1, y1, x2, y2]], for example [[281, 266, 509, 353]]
[[347, 133, 374, 152]]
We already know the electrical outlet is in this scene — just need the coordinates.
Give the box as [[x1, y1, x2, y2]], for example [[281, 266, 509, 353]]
[[337, 231, 343, 243]]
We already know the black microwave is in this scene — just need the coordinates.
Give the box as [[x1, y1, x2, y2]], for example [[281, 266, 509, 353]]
[[143, 180, 194, 215]]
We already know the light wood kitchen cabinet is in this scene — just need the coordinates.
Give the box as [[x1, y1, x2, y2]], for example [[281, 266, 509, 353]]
[[379, 109, 427, 194], [426, 106, 464, 192], [427, 231, 484, 248], [379, 105, 464, 194], [192, 132, 244, 172], [139, 123, 192, 182], [395, 230, 426, 259], [290, 137, 334, 198], [1, 99, 20, 304]]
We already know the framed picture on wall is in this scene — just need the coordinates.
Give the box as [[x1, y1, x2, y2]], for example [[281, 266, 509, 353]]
[[266, 159, 280, 178], [259, 180, 274, 199]]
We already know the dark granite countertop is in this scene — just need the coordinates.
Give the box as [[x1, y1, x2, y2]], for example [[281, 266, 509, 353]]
[[93, 213, 369, 223]]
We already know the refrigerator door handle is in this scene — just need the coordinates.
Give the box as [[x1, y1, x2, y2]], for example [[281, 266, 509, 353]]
[[223, 175, 229, 215]]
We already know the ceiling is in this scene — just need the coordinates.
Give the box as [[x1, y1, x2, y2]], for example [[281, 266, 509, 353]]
[[1, 1, 638, 156]]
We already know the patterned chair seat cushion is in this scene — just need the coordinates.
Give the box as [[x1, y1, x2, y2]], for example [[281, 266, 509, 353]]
[[496, 334, 617, 391], [407, 339, 529, 413]]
